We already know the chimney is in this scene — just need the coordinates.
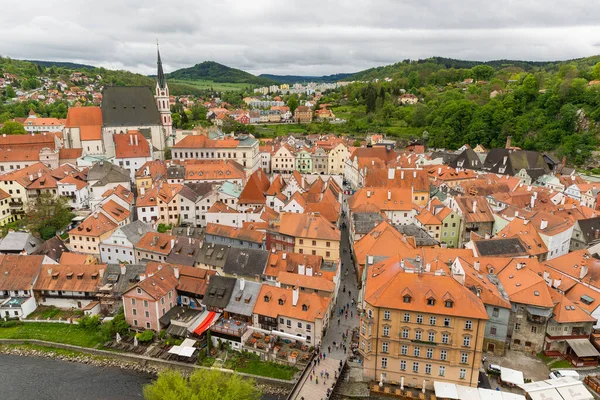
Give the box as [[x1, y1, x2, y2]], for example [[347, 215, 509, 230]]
[[472, 200, 477, 214], [524, 219, 529, 226], [438, 167, 442, 175], [47, 268, 53, 276], [388, 168, 395, 180], [413, 171, 417, 178], [515, 211, 519, 218], [561, 196, 566, 205], [120, 264, 126, 275], [530, 196, 535, 209], [527, 186, 532, 192], [174, 266, 179, 279], [505, 136, 512, 149], [145, 166, 150, 176], [99, 268, 105, 278], [580, 264, 589, 280], [371, 160, 374, 166], [282, 252, 287, 260], [485, 233, 491, 239], [400, 259, 405, 269], [367, 190, 371, 198], [503, 156, 508, 165], [129, 134, 133, 145], [401, 170, 405, 179], [367, 255, 374, 265], [298, 264, 305, 275], [139, 274, 146, 281], [474, 261, 480, 272], [387, 190, 391, 201], [170, 239, 175, 249], [134, 135, 138, 146], [306, 266, 313, 276], [540, 219, 548, 230], [292, 286, 299, 306]]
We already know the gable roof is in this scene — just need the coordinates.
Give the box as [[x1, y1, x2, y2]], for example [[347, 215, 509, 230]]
[[223, 247, 269, 278], [203, 275, 236, 309], [69, 212, 118, 237], [238, 169, 270, 205], [253, 285, 331, 322], [101, 87, 161, 126], [0, 255, 44, 291], [114, 131, 151, 159], [277, 213, 340, 241], [65, 106, 102, 141], [205, 223, 265, 244], [34, 263, 106, 293]]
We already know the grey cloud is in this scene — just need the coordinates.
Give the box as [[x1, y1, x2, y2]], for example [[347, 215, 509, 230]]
[[0, 0, 598, 76]]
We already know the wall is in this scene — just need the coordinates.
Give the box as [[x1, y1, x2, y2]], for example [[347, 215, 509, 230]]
[[483, 305, 510, 356]]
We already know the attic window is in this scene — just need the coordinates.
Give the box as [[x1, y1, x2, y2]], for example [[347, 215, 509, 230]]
[[91, 273, 98, 280], [51, 272, 59, 280], [427, 298, 435, 306], [264, 295, 270, 303], [403, 295, 412, 304], [77, 273, 83, 280], [66, 272, 73, 280], [444, 300, 453, 308], [581, 295, 595, 305], [302, 304, 308, 311], [534, 291, 539, 296]]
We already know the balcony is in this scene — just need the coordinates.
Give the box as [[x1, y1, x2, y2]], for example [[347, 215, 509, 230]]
[[8, 201, 23, 209], [210, 318, 249, 337]]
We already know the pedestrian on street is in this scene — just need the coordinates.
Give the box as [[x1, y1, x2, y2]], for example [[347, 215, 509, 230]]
[[316, 377, 319, 385], [324, 353, 327, 359], [320, 370, 323, 378], [345, 312, 348, 320], [317, 357, 320, 365], [349, 291, 352, 298], [338, 318, 340, 325], [310, 374, 313, 382], [351, 310, 353, 318], [343, 285, 346, 292]]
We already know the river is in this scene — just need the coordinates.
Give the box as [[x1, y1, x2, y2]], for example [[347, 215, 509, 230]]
[[0, 355, 285, 400]]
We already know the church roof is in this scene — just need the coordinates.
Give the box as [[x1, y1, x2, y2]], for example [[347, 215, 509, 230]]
[[157, 46, 166, 90], [101, 87, 161, 127]]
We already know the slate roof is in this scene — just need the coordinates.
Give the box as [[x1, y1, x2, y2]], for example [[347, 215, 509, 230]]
[[179, 182, 213, 202], [577, 217, 600, 245], [167, 164, 185, 180], [483, 149, 550, 177], [101, 87, 161, 126], [0, 232, 42, 254], [101, 264, 147, 296], [449, 148, 483, 170], [165, 237, 202, 267], [223, 247, 269, 278], [197, 242, 229, 269], [394, 223, 440, 247], [203, 275, 236, 310], [171, 226, 204, 239], [352, 210, 385, 235], [87, 162, 130, 184], [120, 221, 153, 245], [224, 279, 261, 317], [31, 236, 68, 261], [474, 237, 529, 257]]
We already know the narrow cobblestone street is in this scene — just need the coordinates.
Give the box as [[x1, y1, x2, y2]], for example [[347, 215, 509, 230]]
[[291, 210, 360, 400]]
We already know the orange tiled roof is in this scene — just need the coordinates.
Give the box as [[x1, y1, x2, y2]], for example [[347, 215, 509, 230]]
[[206, 223, 264, 244], [69, 212, 117, 237], [65, 106, 102, 141], [496, 259, 553, 307], [58, 175, 87, 190], [353, 220, 415, 264], [131, 265, 178, 300], [102, 184, 134, 204], [348, 187, 413, 212], [264, 250, 324, 278], [27, 172, 58, 190], [173, 135, 239, 149], [278, 212, 340, 241], [565, 283, 600, 314], [184, 160, 245, 181], [34, 264, 106, 293], [550, 290, 596, 323], [0, 255, 44, 291], [114, 131, 151, 159], [238, 169, 270, 205], [59, 148, 83, 160], [101, 199, 130, 223], [135, 232, 176, 255], [253, 285, 330, 322]]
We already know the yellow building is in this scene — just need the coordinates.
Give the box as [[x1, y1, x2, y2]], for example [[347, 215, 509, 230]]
[[360, 256, 488, 390], [69, 212, 118, 255], [277, 213, 341, 262], [327, 143, 350, 175], [0, 189, 13, 226]]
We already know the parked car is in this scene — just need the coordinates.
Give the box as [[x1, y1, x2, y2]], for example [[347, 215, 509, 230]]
[[549, 370, 581, 381]]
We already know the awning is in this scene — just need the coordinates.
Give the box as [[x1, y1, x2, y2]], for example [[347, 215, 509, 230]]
[[166, 324, 188, 337], [192, 311, 220, 336], [528, 389, 563, 400], [478, 389, 504, 400], [167, 345, 196, 357], [501, 367, 525, 385], [566, 338, 600, 358], [456, 385, 479, 400], [433, 381, 459, 399], [556, 384, 594, 400], [526, 306, 553, 318], [500, 393, 526, 400]]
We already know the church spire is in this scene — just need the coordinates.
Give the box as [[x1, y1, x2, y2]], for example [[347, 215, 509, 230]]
[[156, 41, 166, 90]]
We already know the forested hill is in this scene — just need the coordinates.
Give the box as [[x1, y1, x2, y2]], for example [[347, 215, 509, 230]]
[[167, 61, 276, 85], [259, 73, 354, 84], [327, 55, 600, 166], [26, 60, 96, 70]]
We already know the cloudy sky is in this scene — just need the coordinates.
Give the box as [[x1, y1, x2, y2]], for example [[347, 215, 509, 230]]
[[1, 0, 599, 76]]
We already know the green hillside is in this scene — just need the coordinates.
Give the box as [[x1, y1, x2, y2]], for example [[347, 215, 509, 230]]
[[258, 73, 354, 84], [167, 61, 276, 86]]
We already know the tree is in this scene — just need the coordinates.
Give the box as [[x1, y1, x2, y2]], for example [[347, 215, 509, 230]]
[[353, 140, 361, 147], [4, 86, 16, 99], [593, 62, 600, 80], [0, 121, 26, 135], [471, 65, 495, 81], [23, 193, 74, 240], [143, 369, 261, 400], [365, 84, 377, 113], [287, 95, 299, 115]]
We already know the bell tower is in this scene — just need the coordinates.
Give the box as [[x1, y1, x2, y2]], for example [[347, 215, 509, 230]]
[[155, 42, 172, 141]]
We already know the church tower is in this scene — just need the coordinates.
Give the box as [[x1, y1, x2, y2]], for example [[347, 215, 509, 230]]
[[155, 43, 172, 142]]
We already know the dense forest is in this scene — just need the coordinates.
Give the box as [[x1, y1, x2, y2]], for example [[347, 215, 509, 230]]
[[167, 61, 275, 85]]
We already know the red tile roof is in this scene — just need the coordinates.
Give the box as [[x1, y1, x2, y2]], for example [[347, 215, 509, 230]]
[[114, 131, 151, 159]]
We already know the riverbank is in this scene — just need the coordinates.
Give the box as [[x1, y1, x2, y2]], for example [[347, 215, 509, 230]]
[[0, 341, 290, 398]]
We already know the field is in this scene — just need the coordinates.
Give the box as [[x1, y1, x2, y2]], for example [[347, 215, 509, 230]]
[[0, 322, 105, 348], [170, 79, 250, 92]]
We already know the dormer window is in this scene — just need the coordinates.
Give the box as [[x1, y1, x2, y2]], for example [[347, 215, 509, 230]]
[[427, 298, 435, 306], [264, 295, 270, 302], [278, 298, 285, 305], [302, 304, 308, 311], [444, 300, 453, 308], [403, 295, 412, 303]]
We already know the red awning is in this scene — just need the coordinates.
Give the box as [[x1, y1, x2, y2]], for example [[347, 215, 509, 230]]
[[193, 311, 218, 335]]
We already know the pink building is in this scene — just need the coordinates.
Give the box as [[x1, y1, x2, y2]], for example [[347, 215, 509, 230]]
[[122, 266, 178, 331]]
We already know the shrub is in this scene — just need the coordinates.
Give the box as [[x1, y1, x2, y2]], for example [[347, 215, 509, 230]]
[[136, 330, 155, 343], [0, 320, 22, 328], [79, 315, 101, 330]]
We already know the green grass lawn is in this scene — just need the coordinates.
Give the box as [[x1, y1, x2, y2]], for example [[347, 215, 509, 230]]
[[536, 352, 554, 364], [171, 79, 250, 92], [549, 359, 573, 369], [233, 359, 297, 380], [0, 322, 104, 348]]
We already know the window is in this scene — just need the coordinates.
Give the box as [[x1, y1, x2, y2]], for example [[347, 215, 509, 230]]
[[287, 319, 291, 327], [428, 332, 435, 342], [403, 295, 411, 303], [131, 298, 136, 305], [383, 326, 390, 337], [146, 322, 151, 329], [463, 336, 471, 347], [298, 322, 302, 328], [133, 319, 138, 326], [415, 330, 422, 340], [312, 240, 316, 246], [413, 347, 420, 357], [461, 353, 468, 363], [306, 324, 311, 331], [326, 251, 330, 258], [440, 350, 447, 361], [382, 342, 388, 353], [401, 345, 408, 355], [492, 307, 499, 317], [465, 320, 472, 330], [416, 314, 423, 324], [367, 309, 373, 319], [132, 309, 137, 316], [402, 328, 409, 339], [381, 357, 387, 368], [326, 241, 330, 247], [412, 362, 419, 373], [515, 323, 521, 331], [444, 300, 453, 308], [144, 311, 149, 318], [442, 333, 449, 344], [400, 360, 406, 370], [439, 366, 445, 376], [384, 311, 391, 320], [531, 326, 537, 333], [427, 298, 435, 306], [425, 364, 432, 374], [143, 300, 148, 308], [429, 316, 436, 325], [404, 313, 410, 322], [459, 369, 466, 379], [444, 317, 450, 327], [279, 318, 284, 324], [490, 327, 497, 336]]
